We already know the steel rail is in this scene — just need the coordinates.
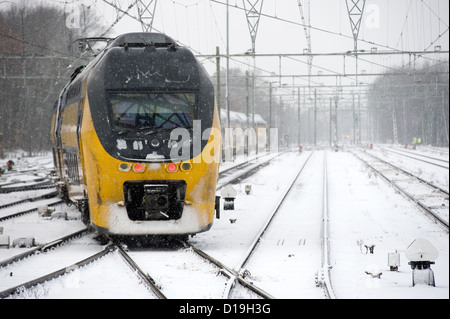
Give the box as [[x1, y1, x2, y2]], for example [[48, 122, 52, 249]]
[[222, 151, 314, 298], [115, 245, 167, 299], [184, 241, 275, 299], [0, 235, 167, 299], [380, 147, 449, 170], [218, 152, 278, 177], [0, 198, 63, 222], [366, 150, 449, 195], [217, 152, 284, 191], [0, 228, 90, 268], [0, 181, 55, 194], [320, 150, 335, 299], [0, 190, 58, 210], [0, 244, 115, 299], [382, 148, 449, 164], [351, 151, 449, 229], [236, 151, 314, 269], [182, 152, 298, 299]]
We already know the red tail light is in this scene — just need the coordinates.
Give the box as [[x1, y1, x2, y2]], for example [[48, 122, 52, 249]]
[[133, 163, 145, 173], [166, 163, 178, 173]]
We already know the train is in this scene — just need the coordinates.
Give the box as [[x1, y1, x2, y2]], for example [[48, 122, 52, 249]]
[[219, 108, 268, 159], [51, 32, 221, 237]]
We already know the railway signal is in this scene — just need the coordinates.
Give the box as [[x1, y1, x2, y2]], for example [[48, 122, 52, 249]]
[[406, 238, 439, 287]]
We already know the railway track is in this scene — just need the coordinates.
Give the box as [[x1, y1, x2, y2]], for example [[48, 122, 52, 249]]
[[0, 190, 58, 211], [0, 181, 55, 194], [379, 147, 449, 170], [0, 152, 290, 299], [228, 150, 334, 298], [188, 150, 335, 299], [0, 171, 55, 194], [351, 149, 449, 229], [0, 228, 167, 299], [222, 151, 316, 298], [0, 242, 161, 299], [111, 152, 296, 299], [0, 229, 96, 298], [2, 149, 447, 299], [0, 196, 62, 222], [217, 152, 282, 190]]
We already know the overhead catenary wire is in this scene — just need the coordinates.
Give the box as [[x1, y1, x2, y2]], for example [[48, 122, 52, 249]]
[[2, 1, 448, 99], [90, 0, 448, 88]]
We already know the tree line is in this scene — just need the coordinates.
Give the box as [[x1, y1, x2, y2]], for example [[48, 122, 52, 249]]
[[1, 2, 447, 155], [367, 61, 449, 147], [0, 2, 105, 155]]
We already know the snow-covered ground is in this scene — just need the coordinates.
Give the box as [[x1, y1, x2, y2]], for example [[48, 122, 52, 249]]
[[0, 145, 448, 299], [327, 148, 448, 299]]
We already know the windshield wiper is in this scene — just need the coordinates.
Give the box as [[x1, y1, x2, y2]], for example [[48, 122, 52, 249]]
[[116, 129, 133, 136], [139, 127, 157, 135]]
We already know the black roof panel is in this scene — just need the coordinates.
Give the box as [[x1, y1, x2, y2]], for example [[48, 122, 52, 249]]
[[110, 32, 176, 47]]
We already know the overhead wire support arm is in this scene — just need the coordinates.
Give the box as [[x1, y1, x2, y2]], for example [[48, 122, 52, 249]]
[[197, 50, 450, 59], [243, 0, 264, 53], [345, 0, 366, 82], [102, 0, 139, 25], [136, 0, 158, 32], [346, 0, 366, 44], [101, 0, 139, 36], [102, 0, 158, 33], [345, 0, 366, 145], [297, 0, 312, 80], [242, 0, 264, 128]]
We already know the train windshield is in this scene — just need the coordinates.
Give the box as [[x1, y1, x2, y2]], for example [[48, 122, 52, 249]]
[[109, 92, 195, 131]]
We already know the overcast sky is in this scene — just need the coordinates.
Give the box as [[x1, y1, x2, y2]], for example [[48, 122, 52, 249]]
[[2, 0, 449, 94], [89, 3, 447, 61]]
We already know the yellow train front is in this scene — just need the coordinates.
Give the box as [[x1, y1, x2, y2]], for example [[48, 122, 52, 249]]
[[51, 33, 221, 236]]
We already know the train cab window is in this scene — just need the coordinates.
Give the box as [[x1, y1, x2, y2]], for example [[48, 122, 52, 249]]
[[109, 92, 195, 131]]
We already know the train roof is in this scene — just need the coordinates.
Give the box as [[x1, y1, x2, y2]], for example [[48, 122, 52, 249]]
[[220, 109, 267, 127], [109, 32, 178, 48], [83, 32, 205, 92]]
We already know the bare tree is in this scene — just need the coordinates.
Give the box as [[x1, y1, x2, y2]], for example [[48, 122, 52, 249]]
[[0, 2, 109, 154], [367, 61, 449, 147]]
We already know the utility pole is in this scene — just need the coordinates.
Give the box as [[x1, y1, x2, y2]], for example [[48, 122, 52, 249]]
[[246, 71, 250, 128], [358, 93, 361, 144], [297, 0, 312, 95], [314, 89, 317, 146], [226, 0, 230, 129], [243, 0, 264, 127], [329, 97, 332, 146], [298, 88, 301, 148], [346, 0, 365, 146], [269, 82, 273, 150], [102, 0, 158, 33], [269, 82, 273, 129], [334, 96, 339, 146], [216, 47, 221, 124], [136, 0, 158, 32], [0, 76, 3, 159], [353, 93, 356, 144], [345, 0, 366, 87]]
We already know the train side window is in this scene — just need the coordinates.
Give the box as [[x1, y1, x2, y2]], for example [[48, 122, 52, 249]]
[[65, 79, 82, 107]]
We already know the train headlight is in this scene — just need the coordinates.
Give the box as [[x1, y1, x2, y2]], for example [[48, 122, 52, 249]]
[[180, 161, 192, 172], [166, 163, 178, 173], [133, 163, 145, 173], [118, 163, 131, 172]]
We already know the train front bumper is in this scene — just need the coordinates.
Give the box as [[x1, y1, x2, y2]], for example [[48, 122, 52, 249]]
[[91, 202, 214, 235]]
